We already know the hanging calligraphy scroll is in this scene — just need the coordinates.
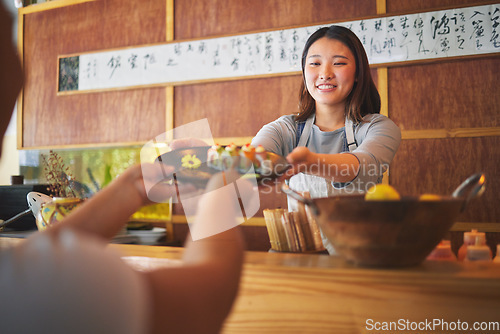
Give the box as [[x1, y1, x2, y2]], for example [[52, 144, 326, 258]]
[[58, 4, 500, 93]]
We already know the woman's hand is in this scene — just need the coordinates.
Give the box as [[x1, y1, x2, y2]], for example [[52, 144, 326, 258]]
[[282, 147, 317, 179], [282, 146, 360, 183]]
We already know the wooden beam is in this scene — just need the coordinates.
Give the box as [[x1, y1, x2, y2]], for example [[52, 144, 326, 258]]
[[171, 214, 267, 227], [170, 214, 500, 232], [16, 9, 24, 149], [18, 0, 96, 14], [164, 0, 176, 240], [377, 67, 388, 118], [450, 222, 500, 233], [376, 0, 386, 15], [402, 127, 500, 140]]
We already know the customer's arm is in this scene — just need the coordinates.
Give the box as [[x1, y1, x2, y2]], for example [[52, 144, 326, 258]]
[[48, 163, 179, 241], [47, 164, 245, 334], [144, 171, 246, 334]]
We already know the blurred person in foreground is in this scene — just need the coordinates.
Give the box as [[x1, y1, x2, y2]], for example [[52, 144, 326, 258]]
[[0, 3, 248, 334]]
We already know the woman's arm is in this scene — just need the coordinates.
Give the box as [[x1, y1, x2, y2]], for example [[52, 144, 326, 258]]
[[283, 115, 401, 184], [284, 147, 360, 183], [251, 115, 297, 157]]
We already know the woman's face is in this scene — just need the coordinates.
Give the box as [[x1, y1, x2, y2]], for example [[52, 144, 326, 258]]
[[304, 37, 356, 112]]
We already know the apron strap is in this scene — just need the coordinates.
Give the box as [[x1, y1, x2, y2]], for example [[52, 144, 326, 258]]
[[297, 114, 315, 147], [344, 117, 357, 152]]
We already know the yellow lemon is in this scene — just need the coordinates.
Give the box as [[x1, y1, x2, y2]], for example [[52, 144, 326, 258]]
[[365, 184, 401, 201], [419, 193, 442, 201]]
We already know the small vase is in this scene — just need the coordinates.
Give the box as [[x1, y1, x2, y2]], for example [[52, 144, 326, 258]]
[[36, 197, 84, 231]]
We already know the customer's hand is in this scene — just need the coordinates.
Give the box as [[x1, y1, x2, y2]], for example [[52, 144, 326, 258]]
[[119, 163, 194, 206], [169, 138, 209, 150]]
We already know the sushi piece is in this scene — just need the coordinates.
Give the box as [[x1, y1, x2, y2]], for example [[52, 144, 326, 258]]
[[255, 145, 273, 175], [239, 143, 255, 171], [207, 143, 224, 169], [221, 143, 239, 169], [254, 145, 267, 166]]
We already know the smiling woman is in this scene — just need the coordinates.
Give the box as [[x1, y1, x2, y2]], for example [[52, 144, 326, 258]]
[[298, 25, 381, 124], [304, 39, 357, 129], [252, 25, 401, 254]]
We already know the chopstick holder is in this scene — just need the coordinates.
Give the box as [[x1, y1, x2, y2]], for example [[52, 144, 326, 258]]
[[297, 199, 316, 251], [264, 202, 325, 253], [263, 209, 280, 251], [289, 212, 306, 252], [302, 192, 324, 251], [282, 211, 300, 252]]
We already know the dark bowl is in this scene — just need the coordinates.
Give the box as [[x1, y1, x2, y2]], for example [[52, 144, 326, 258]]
[[311, 195, 464, 267]]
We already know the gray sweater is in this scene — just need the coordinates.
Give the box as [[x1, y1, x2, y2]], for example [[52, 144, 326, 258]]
[[252, 113, 401, 194], [252, 113, 401, 254]]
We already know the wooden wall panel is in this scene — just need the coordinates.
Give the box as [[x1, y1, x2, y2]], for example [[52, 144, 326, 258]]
[[385, 0, 500, 232], [173, 0, 378, 137], [174, 0, 377, 40], [173, 180, 289, 217], [390, 137, 500, 223], [171, 222, 272, 251], [174, 76, 301, 138], [387, 0, 491, 13], [21, 0, 167, 147], [175, 69, 379, 139], [388, 57, 500, 131]]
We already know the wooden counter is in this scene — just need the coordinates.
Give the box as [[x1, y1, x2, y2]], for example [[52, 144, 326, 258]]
[[114, 244, 500, 334], [2, 238, 499, 333]]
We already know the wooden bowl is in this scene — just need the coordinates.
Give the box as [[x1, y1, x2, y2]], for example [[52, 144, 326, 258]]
[[312, 195, 464, 267]]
